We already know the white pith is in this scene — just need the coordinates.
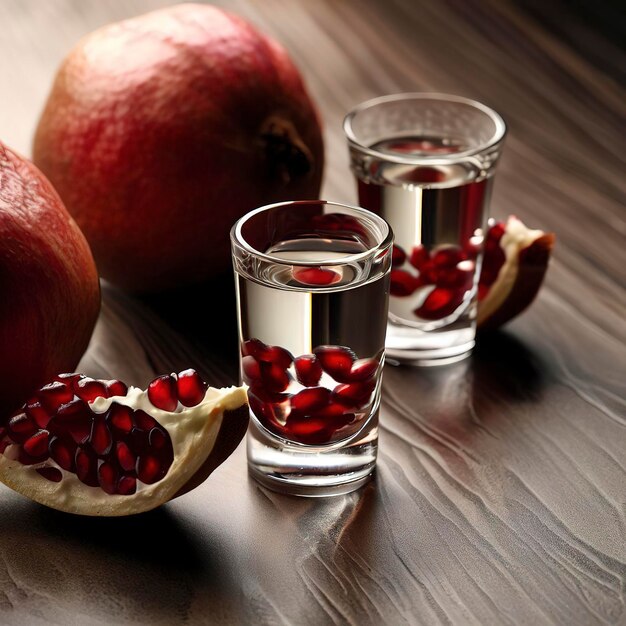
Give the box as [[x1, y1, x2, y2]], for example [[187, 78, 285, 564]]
[[477, 216, 544, 325], [0, 385, 247, 516]]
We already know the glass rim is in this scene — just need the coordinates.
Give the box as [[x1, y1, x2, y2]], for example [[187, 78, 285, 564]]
[[343, 92, 507, 165], [231, 200, 393, 267]]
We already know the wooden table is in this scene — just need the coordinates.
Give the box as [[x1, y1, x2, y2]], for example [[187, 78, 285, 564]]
[[1, 1, 624, 624]]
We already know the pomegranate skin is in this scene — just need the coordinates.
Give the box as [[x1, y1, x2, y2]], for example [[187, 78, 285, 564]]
[[0, 142, 100, 419], [33, 3, 324, 292]]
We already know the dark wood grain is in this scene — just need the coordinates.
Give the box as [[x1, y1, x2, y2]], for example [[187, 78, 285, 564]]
[[1, 0, 625, 624]]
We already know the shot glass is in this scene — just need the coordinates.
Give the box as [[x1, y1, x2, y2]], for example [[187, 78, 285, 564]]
[[344, 93, 506, 365], [231, 200, 392, 496]]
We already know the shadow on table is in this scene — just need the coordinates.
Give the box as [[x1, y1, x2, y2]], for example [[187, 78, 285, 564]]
[[0, 497, 241, 622], [98, 272, 239, 383], [472, 329, 549, 401]]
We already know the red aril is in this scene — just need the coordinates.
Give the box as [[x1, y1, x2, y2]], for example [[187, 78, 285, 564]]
[[260, 362, 291, 394], [0, 370, 248, 516], [290, 388, 332, 414], [292, 267, 342, 286], [414, 287, 463, 320], [176, 369, 208, 407], [346, 358, 379, 382], [314, 346, 357, 382], [332, 379, 377, 409], [390, 269, 421, 297], [148, 375, 178, 411], [409, 245, 429, 271], [294, 355, 323, 387], [391, 246, 406, 267]]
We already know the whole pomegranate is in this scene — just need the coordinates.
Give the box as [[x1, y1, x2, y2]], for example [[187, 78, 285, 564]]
[[0, 141, 100, 418], [33, 3, 324, 292]]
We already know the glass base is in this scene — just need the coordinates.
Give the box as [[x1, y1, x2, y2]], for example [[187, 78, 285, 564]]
[[247, 413, 378, 497], [385, 319, 475, 366]]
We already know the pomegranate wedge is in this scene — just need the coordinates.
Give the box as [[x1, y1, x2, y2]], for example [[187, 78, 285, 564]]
[[0, 371, 248, 516], [478, 216, 555, 330]]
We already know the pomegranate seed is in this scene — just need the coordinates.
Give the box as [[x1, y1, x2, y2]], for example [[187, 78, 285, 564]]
[[414, 287, 462, 320], [53, 399, 91, 444], [25, 401, 51, 429], [147, 427, 166, 450], [391, 245, 406, 267], [98, 462, 118, 495], [49, 436, 76, 471], [129, 428, 149, 455], [23, 430, 50, 458], [243, 339, 293, 369], [7, 413, 37, 443], [436, 260, 475, 290], [134, 410, 158, 431], [106, 404, 133, 435], [294, 355, 323, 387], [347, 358, 379, 382], [103, 379, 128, 397], [332, 379, 376, 408], [487, 221, 506, 241], [117, 475, 137, 495], [286, 414, 331, 444], [248, 383, 289, 405], [260, 361, 290, 393], [116, 441, 136, 472], [432, 248, 466, 269], [176, 369, 207, 407], [292, 266, 342, 286], [478, 283, 490, 301], [137, 455, 165, 484], [390, 269, 420, 297], [38, 381, 73, 412], [75, 448, 99, 487], [148, 374, 178, 411], [290, 387, 331, 414], [36, 467, 63, 483], [241, 338, 267, 359], [259, 345, 293, 369], [89, 417, 112, 456], [409, 245, 430, 271], [418, 260, 438, 283], [311, 402, 349, 419], [242, 356, 261, 383], [314, 346, 356, 382], [74, 378, 109, 403]]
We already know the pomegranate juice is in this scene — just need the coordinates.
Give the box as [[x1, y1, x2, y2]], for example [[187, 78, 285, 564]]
[[356, 136, 493, 361]]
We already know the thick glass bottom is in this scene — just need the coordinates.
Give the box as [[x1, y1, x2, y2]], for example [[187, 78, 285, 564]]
[[247, 412, 378, 497], [385, 318, 476, 366]]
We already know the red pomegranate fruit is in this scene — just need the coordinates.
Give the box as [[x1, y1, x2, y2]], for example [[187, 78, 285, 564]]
[[0, 370, 248, 516], [33, 3, 324, 293], [477, 216, 555, 330], [0, 141, 100, 418]]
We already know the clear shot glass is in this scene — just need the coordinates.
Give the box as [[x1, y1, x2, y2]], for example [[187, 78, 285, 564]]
[[344, 93, 506, 365], [231, 200, 392, 496]]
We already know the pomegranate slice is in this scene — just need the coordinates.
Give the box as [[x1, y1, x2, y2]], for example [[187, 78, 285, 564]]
[[477, 216, 555, 330], [0, 370, 248, 516]]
